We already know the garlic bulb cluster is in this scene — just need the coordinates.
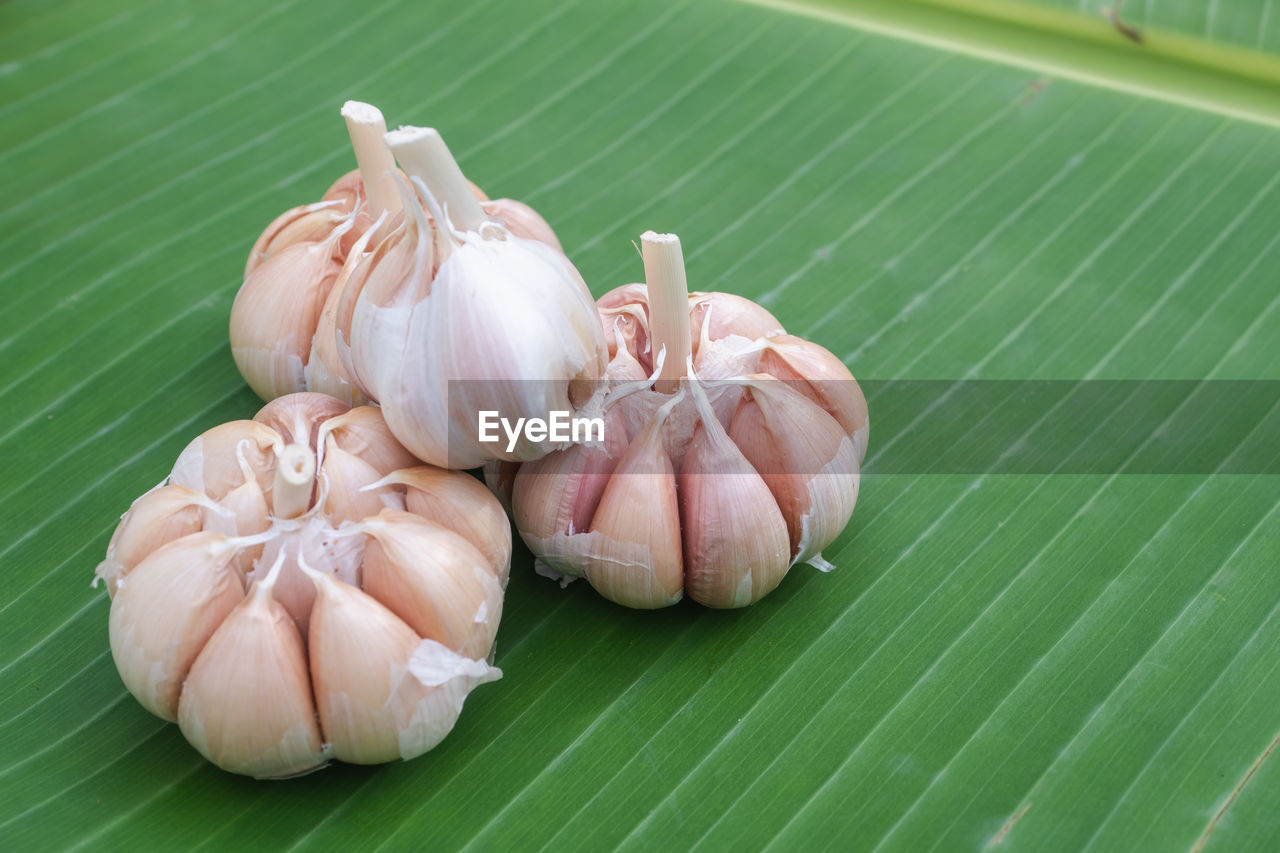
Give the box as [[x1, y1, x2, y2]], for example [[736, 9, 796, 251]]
[[96, 393, 510, 778], [230, 101, 578, 420], [505, 232, 867, 609]]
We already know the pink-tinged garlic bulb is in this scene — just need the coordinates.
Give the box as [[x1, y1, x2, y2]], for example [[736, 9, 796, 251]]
[[507, 232, 867, 609], [341, 126, 608, 469], [95, 393, 509, 778]]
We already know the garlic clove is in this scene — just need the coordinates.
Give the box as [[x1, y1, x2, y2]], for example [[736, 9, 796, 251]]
[[679, 384, 790, 608], [231, 224, 351, 402], [95, 485, 210, 597], [244, 200, 351, 278], [203, 478, 270, 583], [320, 405, 419, 476], [481, 197, 563, 253], [685, 292, 770, 382], [321, 168, 366, 207], [306, 570, 421, 763], [581, 407, 683, 609], [729, 378, 859, 568], [510, 404, 628, 581], [759, 335, 869, 463], [320, 437, 401, 523], [596, 282, 651, 313], [343, 177, 434, 413], [178, 571, 327, 779], [306, 227, 376, 407], [170, 420, 281, 500], [687, 291, 785, 345], [600, 306, 652, 381], [108, 532, 245, 721], [383, 467, 512, 585], [254, 391, 348, 449], [306, 571, 499, 764], [321, 171, 378, 257], [360, 509, 503, 660]]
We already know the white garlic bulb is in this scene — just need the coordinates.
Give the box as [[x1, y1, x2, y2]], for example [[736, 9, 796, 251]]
[[341, 126, 608, 469], [508, 232, 867, 609], [96, 393, 509, 778], [231, 101, 569, 413]]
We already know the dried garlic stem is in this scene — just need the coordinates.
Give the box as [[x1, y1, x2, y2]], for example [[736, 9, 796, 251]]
[[342, 101, 402, 224], [385, 126, 487, 233], [273, 444, 316, 519], [642, 231, 692, 393]]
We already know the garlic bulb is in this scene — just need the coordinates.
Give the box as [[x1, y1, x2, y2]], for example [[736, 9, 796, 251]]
[[96, 392, 509, 778], [341, 125, 608, 469], [230, 100, 568, 412], [508, 232, 867, 609]]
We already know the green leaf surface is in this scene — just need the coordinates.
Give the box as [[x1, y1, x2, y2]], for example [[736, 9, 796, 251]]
[[1010, 0, 1280, 54], [2, 0, 1278, 850]]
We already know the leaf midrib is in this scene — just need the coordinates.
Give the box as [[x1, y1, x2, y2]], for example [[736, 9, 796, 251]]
[[740, 0, 1280, 128]]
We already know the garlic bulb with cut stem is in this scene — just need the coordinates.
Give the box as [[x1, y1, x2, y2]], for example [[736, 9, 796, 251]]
[[341, 125, 608, 469], [231, 101, 567, 409], [506, 232, 867, 609], [96, 393, 509, 778]]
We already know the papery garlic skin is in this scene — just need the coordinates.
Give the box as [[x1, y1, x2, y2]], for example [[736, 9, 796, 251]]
[[95, 485, 216, 597], [98, 393, 508, 778], [508, 232, 866, 609], [398, 640, 501, 758], [346, 126, 608, 469]]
